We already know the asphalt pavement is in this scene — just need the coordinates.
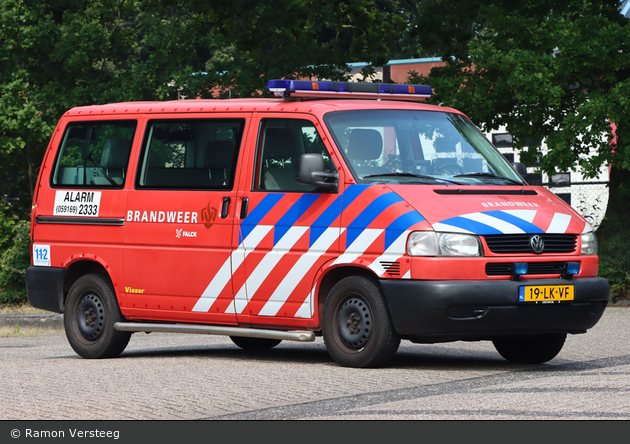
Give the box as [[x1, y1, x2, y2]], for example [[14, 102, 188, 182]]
[[2, 300, 629, 330]]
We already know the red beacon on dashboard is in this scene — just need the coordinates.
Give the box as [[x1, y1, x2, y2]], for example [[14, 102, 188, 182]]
[[26, 79, 609, 367]]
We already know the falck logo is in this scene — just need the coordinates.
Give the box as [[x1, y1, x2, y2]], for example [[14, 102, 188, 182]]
[[530, 234, 545, 254], [176, 228, 197, 238]]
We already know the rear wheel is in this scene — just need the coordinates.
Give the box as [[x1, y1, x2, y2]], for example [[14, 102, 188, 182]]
[[322, 276, 400, 368], [230, 336, 282, 350], [64, 274, 131, 359], [493, 333, 567, 364]]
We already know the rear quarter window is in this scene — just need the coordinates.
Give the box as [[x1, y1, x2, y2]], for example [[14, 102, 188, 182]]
[[51, 121, 137, 188]]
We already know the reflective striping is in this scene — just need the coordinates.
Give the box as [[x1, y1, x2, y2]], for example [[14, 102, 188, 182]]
[[258, 226, 342, 316], [192, 258, 233, 312], [274, 194, 321, 245], [434, 215, 503, 235], [368, 228, 411, 277], [236, 225, 309, 314], [335, 228, 384, 264], [501, 209, 537, 223], [434, 210, 575, 235], [482, 210, 543, 233], [309, 194, 345, 247], [461, 212, 527, 234], [240, 193, 284, 242], [546, 213, 572, 233], [384, 211, 425, 250], [194, 224, 274, 313], [346, 192, 403, 248]]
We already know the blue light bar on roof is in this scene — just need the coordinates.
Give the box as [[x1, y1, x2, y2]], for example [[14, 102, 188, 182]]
[[267, 79, 432, 101]]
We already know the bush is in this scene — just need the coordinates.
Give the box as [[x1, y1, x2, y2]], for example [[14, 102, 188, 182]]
[[0, 219, 31, 304]]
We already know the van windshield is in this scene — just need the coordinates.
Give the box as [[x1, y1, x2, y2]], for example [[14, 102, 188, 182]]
[[324, 110, 524, 186]]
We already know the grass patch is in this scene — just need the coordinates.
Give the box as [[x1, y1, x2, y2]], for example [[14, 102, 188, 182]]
[[0, 303, 49, 315], [0, 324, 63, 338]]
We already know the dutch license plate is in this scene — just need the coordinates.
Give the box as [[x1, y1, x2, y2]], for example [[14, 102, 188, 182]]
[[519, 285, 574, 303]]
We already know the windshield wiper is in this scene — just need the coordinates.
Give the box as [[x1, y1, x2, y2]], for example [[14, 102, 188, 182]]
[[362, 172, 465, 185], [454, 172, 524, 185]]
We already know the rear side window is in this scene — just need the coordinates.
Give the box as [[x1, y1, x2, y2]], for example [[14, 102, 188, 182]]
[[137, 119, 244, 190], [51, 121, 136, 188]]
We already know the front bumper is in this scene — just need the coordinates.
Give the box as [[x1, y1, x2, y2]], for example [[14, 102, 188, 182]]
[[380, 277, 609, 342]]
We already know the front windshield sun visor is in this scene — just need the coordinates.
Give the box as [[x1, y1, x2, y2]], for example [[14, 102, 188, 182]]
[[324, 110, 524, 186]]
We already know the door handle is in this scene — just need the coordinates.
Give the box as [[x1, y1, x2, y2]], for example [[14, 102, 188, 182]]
[[240, 197, 249, 219], [221, 197, 230, 219]]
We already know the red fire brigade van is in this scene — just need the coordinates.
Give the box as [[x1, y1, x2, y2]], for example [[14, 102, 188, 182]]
[[26, 80, 609, 367]]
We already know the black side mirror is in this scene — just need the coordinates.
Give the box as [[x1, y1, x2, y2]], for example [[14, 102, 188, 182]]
[[296, 153, 338, 191], [512, 162, 528, 181]]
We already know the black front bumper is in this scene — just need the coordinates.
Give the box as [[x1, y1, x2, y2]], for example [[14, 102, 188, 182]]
[[380, 277, 609, 343]]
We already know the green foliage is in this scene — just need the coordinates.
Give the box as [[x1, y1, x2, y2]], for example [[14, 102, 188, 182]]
[[412, 0, 629, 182], [0, 218, 31, 305]]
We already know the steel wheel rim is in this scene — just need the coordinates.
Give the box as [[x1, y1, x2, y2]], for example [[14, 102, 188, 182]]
[[76, 292, 106, 342], [336, 295, 372, 351]]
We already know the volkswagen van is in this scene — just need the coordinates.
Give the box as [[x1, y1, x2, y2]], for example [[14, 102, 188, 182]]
[[26, 80, 609, 367]]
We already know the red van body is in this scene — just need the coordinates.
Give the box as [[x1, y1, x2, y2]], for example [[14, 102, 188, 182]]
[[26, 80, 609, 367]]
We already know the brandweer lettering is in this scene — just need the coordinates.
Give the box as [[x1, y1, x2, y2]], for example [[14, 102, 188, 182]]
[[126, 210, 198, 224], [481, 201, 540, 208]]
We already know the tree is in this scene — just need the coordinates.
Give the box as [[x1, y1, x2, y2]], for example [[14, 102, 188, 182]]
[[410, 0, 630, 297], [413, 0, 628, 178], [194, 0, 412, 97]]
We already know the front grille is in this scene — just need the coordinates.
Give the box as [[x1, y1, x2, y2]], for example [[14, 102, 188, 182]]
[[484, 234, 577, 254], [486, 262, 571, 276]]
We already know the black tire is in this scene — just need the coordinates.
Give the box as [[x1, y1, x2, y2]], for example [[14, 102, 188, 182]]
[[229, 336, 282, 350], [493, 333, 567, 364], [64, 274, 131, 359], [322, 276, 400, 368]]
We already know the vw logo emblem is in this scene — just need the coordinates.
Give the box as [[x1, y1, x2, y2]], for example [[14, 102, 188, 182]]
[[530, 235, 544, 254]]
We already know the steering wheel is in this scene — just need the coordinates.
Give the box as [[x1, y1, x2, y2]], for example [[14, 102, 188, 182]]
[[433, 163, 464, 176]]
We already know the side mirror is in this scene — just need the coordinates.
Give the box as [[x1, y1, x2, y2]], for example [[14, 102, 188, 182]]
[[512, 162, 528, 181], [296, 153, 338, 191]]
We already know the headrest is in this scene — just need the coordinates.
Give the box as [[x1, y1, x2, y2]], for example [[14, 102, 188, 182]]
[[101, 139, 131, 168], [263, 128, 303, 160], [347, 129, 383, 161], [205, 140, 236, 168]]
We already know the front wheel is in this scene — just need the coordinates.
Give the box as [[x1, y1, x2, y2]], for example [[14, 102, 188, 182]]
[[64, 274, 131, 359], [493, 333, 567, 364], [322, 276, 400, 368]]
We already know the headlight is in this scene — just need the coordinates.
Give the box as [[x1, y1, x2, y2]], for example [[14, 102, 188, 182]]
[[581, 231, 598, 255], [407, 232, 482, 257]]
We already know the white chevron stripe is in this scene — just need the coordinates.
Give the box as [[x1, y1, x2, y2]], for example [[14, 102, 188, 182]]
[[502, 209, 537, 223], [333, 228, 384, 265], [461, 212, 525, 234], [546, 213, 571, 233], [235, 225, 309, 314], [367, 229, 411, 276], [192, 257, 233, 312], [258, 226, 342, 317], [193, 224, 272, 313]]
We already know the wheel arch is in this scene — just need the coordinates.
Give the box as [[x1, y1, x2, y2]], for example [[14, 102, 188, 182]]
[[316, 264, 382, 325], [62, 260, 113, 310]]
